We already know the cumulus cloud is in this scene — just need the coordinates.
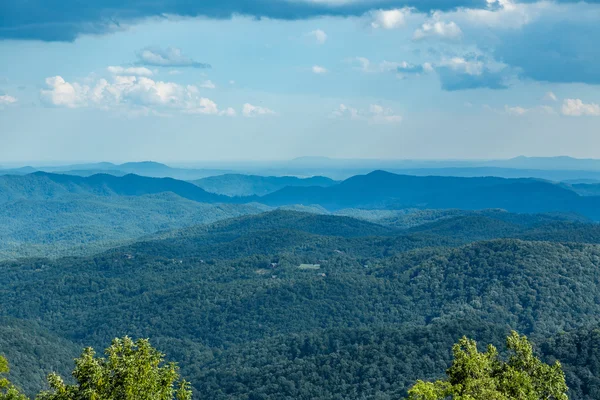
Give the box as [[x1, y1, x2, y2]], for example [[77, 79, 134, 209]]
[[413, 19, 462, 41], [0, 94, 17, 105], [312, 65, 328, 74], [332, 103, 402, 124], [40, 74, 235, 116], [438, 1, 600, 85], [370, 8, 410, 29], [454, 0, 534, 29], [107, 66, 153, 76], [307, 29, 327, 44], [561, 99, 600, 117], [40, 76, 89, 108], [136, 47, 210, 69], [242, 103, 276, 117]]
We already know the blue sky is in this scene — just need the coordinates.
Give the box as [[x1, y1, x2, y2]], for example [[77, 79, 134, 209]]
[[1, 0, 600, 162]]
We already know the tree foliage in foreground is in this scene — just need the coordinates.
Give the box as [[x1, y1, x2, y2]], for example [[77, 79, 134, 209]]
[[0, 356, 27, 400], [37, 337, 191, 400], [408, 331, 568, 400]]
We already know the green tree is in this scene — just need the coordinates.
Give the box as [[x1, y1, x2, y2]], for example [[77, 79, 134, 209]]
[[408, 331, 568, 400], [37, 337, 191, 400], [0, 356, 28, 400]]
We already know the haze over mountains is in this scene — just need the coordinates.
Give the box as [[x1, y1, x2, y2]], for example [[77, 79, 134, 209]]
[[6, 156, 600, 181]]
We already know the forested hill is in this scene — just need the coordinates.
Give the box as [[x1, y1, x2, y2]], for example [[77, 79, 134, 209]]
[[260, 170, 600, 219], [192, 174, 337, 196], [0, 172, 229, 204], [5, 222, 600, 398], [4, 170, 600, 220]]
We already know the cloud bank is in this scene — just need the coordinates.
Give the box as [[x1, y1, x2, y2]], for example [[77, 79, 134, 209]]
[[0, 0, 503, 41]]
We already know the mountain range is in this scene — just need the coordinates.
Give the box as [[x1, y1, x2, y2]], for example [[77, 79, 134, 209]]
[[4, 169, 600, 218], [6, 156, 600, 181]]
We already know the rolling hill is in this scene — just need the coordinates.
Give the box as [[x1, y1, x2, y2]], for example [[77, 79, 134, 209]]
[[5, 214, 600, 398], [0, 193, 268, 260]]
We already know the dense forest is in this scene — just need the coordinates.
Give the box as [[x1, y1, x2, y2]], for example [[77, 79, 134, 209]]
[[3, 209, 600, 398]]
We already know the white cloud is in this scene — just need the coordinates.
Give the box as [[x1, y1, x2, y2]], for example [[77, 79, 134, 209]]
[[561, 99, 600, 116], [370, 8, 410, 29], [183, 97, 220, 115], [543, 91, 558, 102], [168, 70, 182, 75], [332, 103, 401, 124], [40, 76, 89, 108], [312, 65, 328, 74], [439, 57, 484, 75], [242, 103, 276, 117], [107, 66, 153, 76], [307, 29, 327, 44], [456, 0, 535, 29], [413, 20, 462, 41], [40, 75, 235, 117], [0, 94, 17, 105], [200, 80, 216, 89]]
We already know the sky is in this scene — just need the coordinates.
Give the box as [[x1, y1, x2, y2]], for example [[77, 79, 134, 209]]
[[1, 0, 600, 163]]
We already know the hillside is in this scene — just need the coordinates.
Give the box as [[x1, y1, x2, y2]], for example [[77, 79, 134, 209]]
[[192, 174, 337, 196], [0, 193, 268, 260], [0, 319, 79, 396], [5, 210, 600, 397], [542, 325, 600, 400]]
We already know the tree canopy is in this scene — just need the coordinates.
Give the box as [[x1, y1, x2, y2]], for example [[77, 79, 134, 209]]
[[37, 337, 191, 400], [408, 331, 568, 400]]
